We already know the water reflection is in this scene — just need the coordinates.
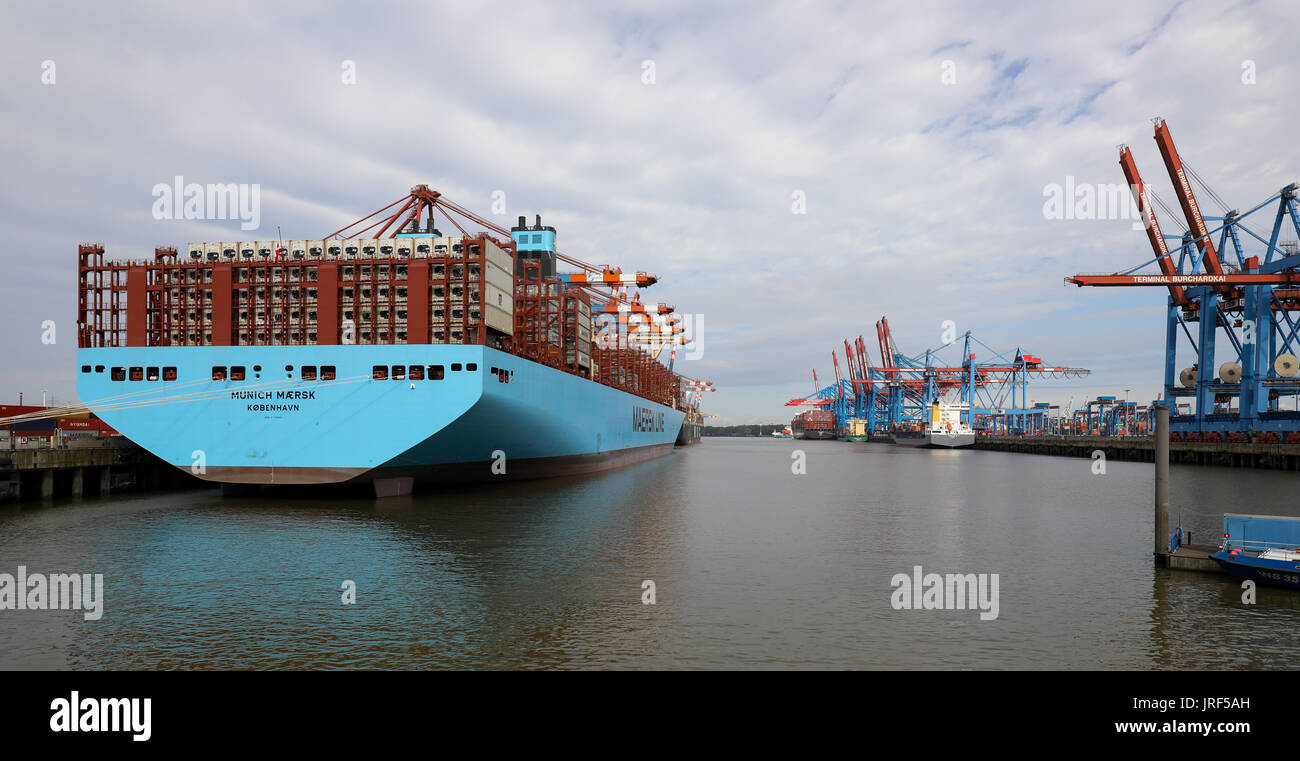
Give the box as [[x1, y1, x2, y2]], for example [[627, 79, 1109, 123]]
[[2, 440, 1299, 669]]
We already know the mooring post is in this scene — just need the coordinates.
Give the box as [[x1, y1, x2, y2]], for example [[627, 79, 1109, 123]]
[[1154, 404, 1170, 559]]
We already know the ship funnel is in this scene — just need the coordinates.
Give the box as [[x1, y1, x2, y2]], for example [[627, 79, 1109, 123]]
[[518, 215, 526, 228], [535, 214, 542, 228]]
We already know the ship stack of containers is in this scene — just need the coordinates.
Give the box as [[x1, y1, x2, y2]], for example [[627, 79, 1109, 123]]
[[78, 235, 516, 351], [562, 289, 593, 377], [77, 221, 679, 408], [590, 345, 675, 408], [797, 409, 837, 432]]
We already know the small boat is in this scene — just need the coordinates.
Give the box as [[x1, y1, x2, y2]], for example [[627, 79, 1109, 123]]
[[839, 418, 870, 442], [771, 427, 794, 439], [1210, 513, 1300, 589]]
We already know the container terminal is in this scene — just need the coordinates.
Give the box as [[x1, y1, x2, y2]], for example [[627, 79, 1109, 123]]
[[777, 118, 1300, 471]]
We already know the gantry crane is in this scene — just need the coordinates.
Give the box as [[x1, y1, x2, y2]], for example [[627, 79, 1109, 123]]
[[1067, 120, 1300, 440]]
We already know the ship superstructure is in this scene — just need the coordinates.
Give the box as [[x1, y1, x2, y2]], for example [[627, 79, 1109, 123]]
[[891, 399, 975, 448]]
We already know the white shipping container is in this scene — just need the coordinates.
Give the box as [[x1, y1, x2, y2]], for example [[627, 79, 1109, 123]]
[[486, 283, 514, 313], [485, 264, 513, 294], [483, 239, 513, 273], [433, 236, 458, 258], [485, 304, 513, 335]]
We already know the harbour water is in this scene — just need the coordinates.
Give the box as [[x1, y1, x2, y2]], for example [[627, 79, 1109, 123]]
[[2, 438, 1299, 670]]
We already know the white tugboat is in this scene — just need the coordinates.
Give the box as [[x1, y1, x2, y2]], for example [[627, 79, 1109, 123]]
[[891, 399, 975, 448]]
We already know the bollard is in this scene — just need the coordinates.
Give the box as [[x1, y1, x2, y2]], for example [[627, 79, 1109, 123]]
[[1155, 405, 1170, 558]]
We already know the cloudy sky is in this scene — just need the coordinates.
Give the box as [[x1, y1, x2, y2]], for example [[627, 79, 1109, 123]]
[[2, 0, 1296, 423]]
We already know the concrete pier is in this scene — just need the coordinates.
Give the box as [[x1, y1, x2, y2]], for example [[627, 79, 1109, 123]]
[[0, 440, 206, 503], [1166, 544, 1222, 573], [971, 434, 1300, 470]]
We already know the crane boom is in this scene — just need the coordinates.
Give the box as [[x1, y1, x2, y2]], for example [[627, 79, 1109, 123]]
[[1119, 145, 1187, 306], [1152, 119, 1229, 292], [1067, 271, 1300, 287]]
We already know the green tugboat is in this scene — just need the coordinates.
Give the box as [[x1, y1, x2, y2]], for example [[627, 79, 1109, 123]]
[[838, 418, 870, 442]]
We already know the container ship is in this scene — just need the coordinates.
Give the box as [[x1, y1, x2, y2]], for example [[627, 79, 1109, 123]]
[[73, 186, 699, 496], [890, 400, 974, 448], [791, 409, 837, 440], [675, 412, 702, 446]]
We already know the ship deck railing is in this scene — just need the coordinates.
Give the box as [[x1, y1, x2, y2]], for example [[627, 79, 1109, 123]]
[[1224, 538, 1300, 554]]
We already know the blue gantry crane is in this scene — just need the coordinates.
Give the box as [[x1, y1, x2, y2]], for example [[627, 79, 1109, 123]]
[[1068, 119, 1300, 442], [790, 317, 1089, 436]]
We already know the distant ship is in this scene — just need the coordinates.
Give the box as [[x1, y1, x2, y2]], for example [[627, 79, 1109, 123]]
[[891, 400, 974, 448], [838, 418, 869, 442], [770, 426, 794, 439], [675, 412, 702, 446], [791, 409, 836, 440]]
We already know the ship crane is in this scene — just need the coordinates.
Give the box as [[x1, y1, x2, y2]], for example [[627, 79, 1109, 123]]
[[329, 186, 669, 362], [324, 185, 658, 289]]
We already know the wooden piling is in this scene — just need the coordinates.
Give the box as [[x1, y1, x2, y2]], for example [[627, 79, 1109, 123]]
[[1155, 405, 1169, 560]]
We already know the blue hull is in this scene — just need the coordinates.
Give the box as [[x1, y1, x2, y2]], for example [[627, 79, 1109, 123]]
[[1211, 551, 1300, 589], [75, 345, 685, 487]]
